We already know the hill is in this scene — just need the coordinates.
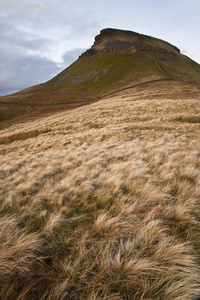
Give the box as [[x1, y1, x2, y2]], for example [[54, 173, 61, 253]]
[[1, 28, 200, 128], [0, 29, 200, 299], [0, 81, 200, 299]]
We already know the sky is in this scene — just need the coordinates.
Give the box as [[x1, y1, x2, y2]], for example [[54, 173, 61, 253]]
[[0, 0, 200, 96]]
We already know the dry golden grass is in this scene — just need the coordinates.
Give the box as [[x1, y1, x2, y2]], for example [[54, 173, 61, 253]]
[[0, 83, 200, 299]]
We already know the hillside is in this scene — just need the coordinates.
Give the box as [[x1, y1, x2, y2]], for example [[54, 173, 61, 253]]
[[1, 28, 200, 299], [1, 28, 200, 127], [0, 82, 200, 299]]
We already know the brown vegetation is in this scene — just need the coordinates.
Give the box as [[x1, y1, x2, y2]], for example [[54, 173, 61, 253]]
[[0, 128, 51, 144], [1, 28, 200, 128], [0, 84, 200, 299]]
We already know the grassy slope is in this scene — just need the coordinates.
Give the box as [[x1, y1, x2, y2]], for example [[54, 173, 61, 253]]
[[0, 82, 200, 299], [0, 52, 163, 126], [1, 45, 200, 128], [2, 53, 163, 102], [159, 54, 200, 81]]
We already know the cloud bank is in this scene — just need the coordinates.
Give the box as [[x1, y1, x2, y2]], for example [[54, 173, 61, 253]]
[[0, 0, 99, 95]]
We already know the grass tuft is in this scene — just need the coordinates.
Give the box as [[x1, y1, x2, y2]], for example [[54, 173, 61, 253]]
[[0, 91, 200, 299]]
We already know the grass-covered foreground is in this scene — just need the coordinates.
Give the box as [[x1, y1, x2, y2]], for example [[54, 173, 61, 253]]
[[0, 83, 200, 299]]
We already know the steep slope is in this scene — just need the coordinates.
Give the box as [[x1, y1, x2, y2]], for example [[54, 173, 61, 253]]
[[1, 28, 200, 127], [0, 86, 200, 299]]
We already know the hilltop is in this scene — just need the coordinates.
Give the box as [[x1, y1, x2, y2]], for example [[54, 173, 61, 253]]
[[1, 28, 200, 128]]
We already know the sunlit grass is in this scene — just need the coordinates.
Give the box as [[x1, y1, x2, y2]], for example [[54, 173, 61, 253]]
[[0, 87, 200, 299]]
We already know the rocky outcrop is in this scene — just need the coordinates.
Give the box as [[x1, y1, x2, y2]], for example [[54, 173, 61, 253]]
[[94, 28, 140, 44], [81, 28, 180, 58]]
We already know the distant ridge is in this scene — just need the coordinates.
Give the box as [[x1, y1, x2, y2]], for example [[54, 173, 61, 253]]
[[1, 28, 200, 127]]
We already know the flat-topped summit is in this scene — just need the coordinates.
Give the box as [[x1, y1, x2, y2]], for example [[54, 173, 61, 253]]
[[82, 28, 180, 57], [94, 28, 140, 43]]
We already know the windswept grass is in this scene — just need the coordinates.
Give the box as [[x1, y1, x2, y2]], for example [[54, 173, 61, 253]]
[[0, 128, 51, 144], [0, 86, 200, 299]]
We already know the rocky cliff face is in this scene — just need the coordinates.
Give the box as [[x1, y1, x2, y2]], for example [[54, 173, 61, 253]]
[[82, 28, 180, 57]]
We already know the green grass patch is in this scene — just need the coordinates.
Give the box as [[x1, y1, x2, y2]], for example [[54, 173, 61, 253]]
[[159, 55, 200, 81]]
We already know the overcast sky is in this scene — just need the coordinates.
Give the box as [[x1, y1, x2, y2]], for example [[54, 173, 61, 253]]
[[1, 0, 200, 96]]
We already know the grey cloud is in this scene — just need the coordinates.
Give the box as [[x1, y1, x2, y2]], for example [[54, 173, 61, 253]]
[[0, 18, 52, 53], [0, 49, 61, 96], [0, 0, 103, 96], [1, 0, 101, 40], [62, 48, 87, 66], [0, 0, 89, 32], [0, 48, 89, 96], [0, 15, 59, 96]]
